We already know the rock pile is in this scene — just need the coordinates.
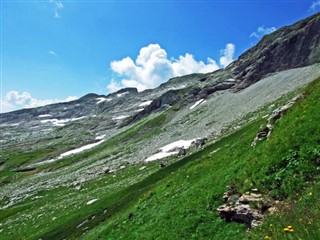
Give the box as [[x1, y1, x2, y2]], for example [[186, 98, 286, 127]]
[[217, 186, 277, 228], [252, 93, 303, 146]]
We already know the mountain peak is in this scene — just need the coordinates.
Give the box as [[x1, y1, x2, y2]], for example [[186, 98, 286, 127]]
[[115, 87, 138, 94], [229, 12, 320, 89]]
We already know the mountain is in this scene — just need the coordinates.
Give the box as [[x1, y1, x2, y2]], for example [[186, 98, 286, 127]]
[[229, 12, 320, 89], [0, 13, 319, 240]]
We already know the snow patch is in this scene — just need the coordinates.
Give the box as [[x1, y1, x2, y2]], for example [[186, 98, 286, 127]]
[[145, 139, 195, 162], [135, 108, 145, 112], [96, 97, 112, 104], [117, 92, 129, 97], [160, 139, 195, 152], [112, 115, 129, 120], [190, 99, 205, 110], [58, 140, 104, 159], [38, 114, 52, 118], [40, 119, 66, 127], [95, 134, 106, 140], [227, 78, 235, 82], [86, 199, 98, 205], [71, 116, 86, 121], [40, 116, 86, 127], [145, 151, 178, 162], [30, 139, 105, 167], [139, 100, 152, 107]]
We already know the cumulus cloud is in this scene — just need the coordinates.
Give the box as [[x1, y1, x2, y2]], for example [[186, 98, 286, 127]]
[[219, 43, 235, 68], [310, 1, 320, 10], [49, 0, 63, 18], [107, 43, 234, 92], [0, 91, 77, 113], [250, 26, 277, 38]]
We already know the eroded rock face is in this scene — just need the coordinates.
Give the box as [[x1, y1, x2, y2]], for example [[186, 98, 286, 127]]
[[230, 13, 320, 90], [217, 186, 276, 228]]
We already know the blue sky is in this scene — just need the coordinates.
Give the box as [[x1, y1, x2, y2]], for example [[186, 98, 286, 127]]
[[1, 0, 319, 112]]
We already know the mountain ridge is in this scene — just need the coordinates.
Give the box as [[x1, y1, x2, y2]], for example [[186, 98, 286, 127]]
[[0, 13, 320, 240], [2, 13, 319, 118]]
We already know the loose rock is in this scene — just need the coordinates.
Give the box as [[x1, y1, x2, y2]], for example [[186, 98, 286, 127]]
[[217, 186, 277, 228], [252, 94, 303, 147]]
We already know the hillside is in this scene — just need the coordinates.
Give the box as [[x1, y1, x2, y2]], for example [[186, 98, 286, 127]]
[[0, 13, 320, 239]]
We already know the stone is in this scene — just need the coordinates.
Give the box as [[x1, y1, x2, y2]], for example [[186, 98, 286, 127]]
[[177, 148, 186, 156], [238, 193, 262, 204], [159, 163, 167, 169], [191, 138, 208, 148], [252, 94, 303, 147], [217, 187, 276, 228]]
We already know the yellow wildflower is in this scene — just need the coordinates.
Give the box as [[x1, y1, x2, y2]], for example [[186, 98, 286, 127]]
[[284, 226, 294, 233], [264, 236, 270, 239]]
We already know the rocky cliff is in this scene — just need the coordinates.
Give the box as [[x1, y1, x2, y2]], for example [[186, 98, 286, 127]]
[[229, 13, 320, 89]]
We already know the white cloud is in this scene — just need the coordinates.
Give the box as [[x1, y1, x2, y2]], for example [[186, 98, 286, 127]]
[[49, 0, 63, 18], [0, 91, 77, 113], [250, 25, 276, 38], [219, 43, 235, 68], [107, 43, 234, 92], [49, 50, 57, 56], [106, 79, 122, 92], [310, 1, 320, 10]]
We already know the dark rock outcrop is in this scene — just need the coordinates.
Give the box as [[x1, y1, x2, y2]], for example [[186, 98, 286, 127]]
[[122, 89, 184, 126], [159, 162, 167, 169], [177, 148, 187, 156], [199, 80, 236, 98], [115, 87, 138, 95], [191, 138, 207, 148]]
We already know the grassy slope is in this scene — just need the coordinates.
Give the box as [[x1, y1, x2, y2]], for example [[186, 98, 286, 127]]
[[83, 78, 320, 240], [0, 111, 172, 239], [0, 78, 319, 239]]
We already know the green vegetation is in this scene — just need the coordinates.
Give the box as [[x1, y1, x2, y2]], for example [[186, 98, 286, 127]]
[[83, 78, 320, 239], [0, 78, 319, 239]]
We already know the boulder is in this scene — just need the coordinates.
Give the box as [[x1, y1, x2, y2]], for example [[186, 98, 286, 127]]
[[191, 138, 208, 148], [217, 187, 276, 228], [177, 148, 187, 156], [159, 162, 167, 169]]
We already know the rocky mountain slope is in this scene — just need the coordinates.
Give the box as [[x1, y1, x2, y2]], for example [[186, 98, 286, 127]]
[[0, 13, 319, 240]]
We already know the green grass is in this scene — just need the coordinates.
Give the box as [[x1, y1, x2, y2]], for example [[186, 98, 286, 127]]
[[82, 78, 320, 239], [0, 78, 319, 239]]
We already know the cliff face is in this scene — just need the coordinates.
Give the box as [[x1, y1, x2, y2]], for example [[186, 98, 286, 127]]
[[229, 13, 320, 89]]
